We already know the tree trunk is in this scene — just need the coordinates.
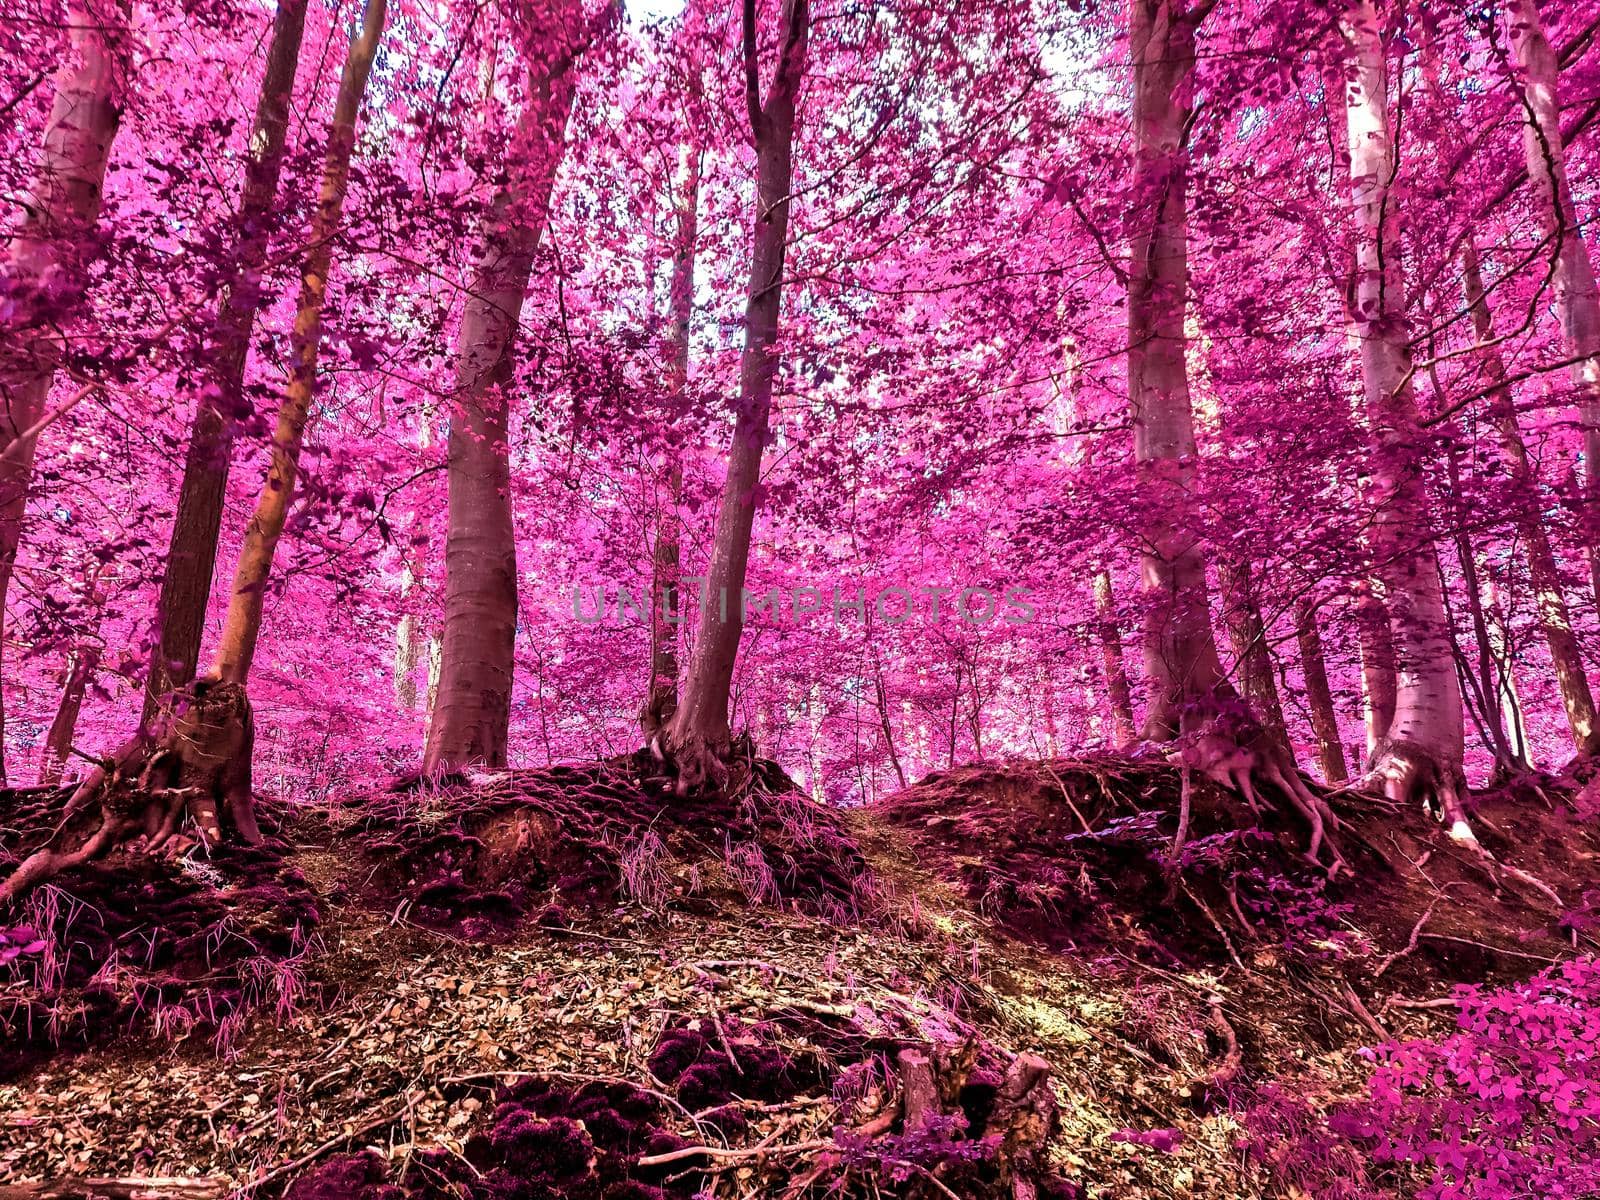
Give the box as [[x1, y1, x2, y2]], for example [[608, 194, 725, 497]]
[[1461, 241, 1599, 754], [642, 144, 699, 739], [1092, 569, 1137, 747], [395, 562, 421, 709], [664, 0, 809, 787], [211, 0, 387, 684], [1123, 3, 1343, 862], [1352, 578, 1397, 761], [423, 1, 589, 773], [1504, 0, 1600, 608], [144, 0, 310, 719], [0, 0, 130, 784], [38, 645, 100, 787], [1125, 0, 1227, 739], [1293, 598, 1348, 783], [1441, 438, 1525, 776], [865, 599, 908, 789], [1218, 557, 1285, 739], [1340, 1, 1467, 821]]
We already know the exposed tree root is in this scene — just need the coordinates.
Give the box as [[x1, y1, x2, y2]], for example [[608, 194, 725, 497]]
[[1369, 738, 1564, 909], [1165, 694, 1349, 874], [0, 678, 258, 909], [652, 726, 776, 803]]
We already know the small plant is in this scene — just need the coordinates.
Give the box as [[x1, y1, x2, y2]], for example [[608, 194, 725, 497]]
[[1235, 1081, 1380, 1200], [723, 838, 778, 906], [1329, 956, 1600, 1199], [0, 925, 45, 969], [618, 828, 671, 910]]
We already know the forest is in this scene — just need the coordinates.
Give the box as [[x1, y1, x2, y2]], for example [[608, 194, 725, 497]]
[[3, 0, 1600, 1195]]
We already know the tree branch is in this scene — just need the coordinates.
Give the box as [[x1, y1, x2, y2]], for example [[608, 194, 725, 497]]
[[742, 0, 764, 140]]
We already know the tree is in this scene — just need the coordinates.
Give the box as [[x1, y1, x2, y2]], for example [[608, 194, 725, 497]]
[[1338, 1, 1468, 828], [0, 0, 131, 783], [1124, 0, 1343, 862], [211, 0, 389, 685], [1459, 241, 1599, 755], [642, 142, 699, 741], [144, 0, 311, 717], [1092, 569, 1137, 748], [423, 0, 601, 774], [663, 0, 809, 790], [1502, 0, 1600, 609], [1294, 597, 1349, 783], [1124, 0, 1226, 741]]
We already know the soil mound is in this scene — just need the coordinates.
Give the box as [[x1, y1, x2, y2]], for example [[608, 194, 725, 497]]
[[876, 756, 1597, 986], [330, 753, 873, 936]]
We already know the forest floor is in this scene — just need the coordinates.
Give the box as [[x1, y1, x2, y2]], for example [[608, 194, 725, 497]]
[[1, 753, 1596, 1199]]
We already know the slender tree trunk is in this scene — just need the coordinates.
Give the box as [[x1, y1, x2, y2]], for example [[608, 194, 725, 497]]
[[144, 0, 310, 719], [1504, 0, 1600, 608], [1092, 569, 1137, 747], [1218, 557, 1286, 738], [1352, 578, 1397, 760], [0, 0, 130, 784], [1461, 241, 1599, 753], [395, 563, 420, 709], [211, 0, 387, 684], [423, 1, 589, 773], [643, 145, 699, 738], [1294, 598, 1348, 783], [665, 0, 809, 784], [1125, 0, 1227, 739], [1441, 439, 1525, 775], [873, 664, 908, 790], [1340, 1, 1467, 817], [38, 645, 100, 787], [807, 682, 825, 802], [864, 597, 908, 789], [1040, 669, 1060, 758]]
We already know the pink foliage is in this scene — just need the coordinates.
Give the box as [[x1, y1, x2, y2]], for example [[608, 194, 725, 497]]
[[1332, 957, 1600, 1199]]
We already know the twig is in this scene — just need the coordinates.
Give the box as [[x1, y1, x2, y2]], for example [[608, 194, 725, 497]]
[[1375, 902, 1435, 978], [635, 1137, 830, 1167], [1420, 932, 1559, 963], [1041, 762, 1092, 834], [240, 1102, 412, 1193], [707, 1003, 743, 1073]]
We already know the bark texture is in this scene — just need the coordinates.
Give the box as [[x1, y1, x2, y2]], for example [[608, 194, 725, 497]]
[[0, 0, 130, 782], [664, 0, 809, 787], [1504, 0, 1600, 608], [1353, 578, 1397, 761], [1340, 1, 1467, 820], [423, 0, 591, 773], [145, 0, 310, 717], [1461, 242, 1598, 754], [212, 0, 387, 684]]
